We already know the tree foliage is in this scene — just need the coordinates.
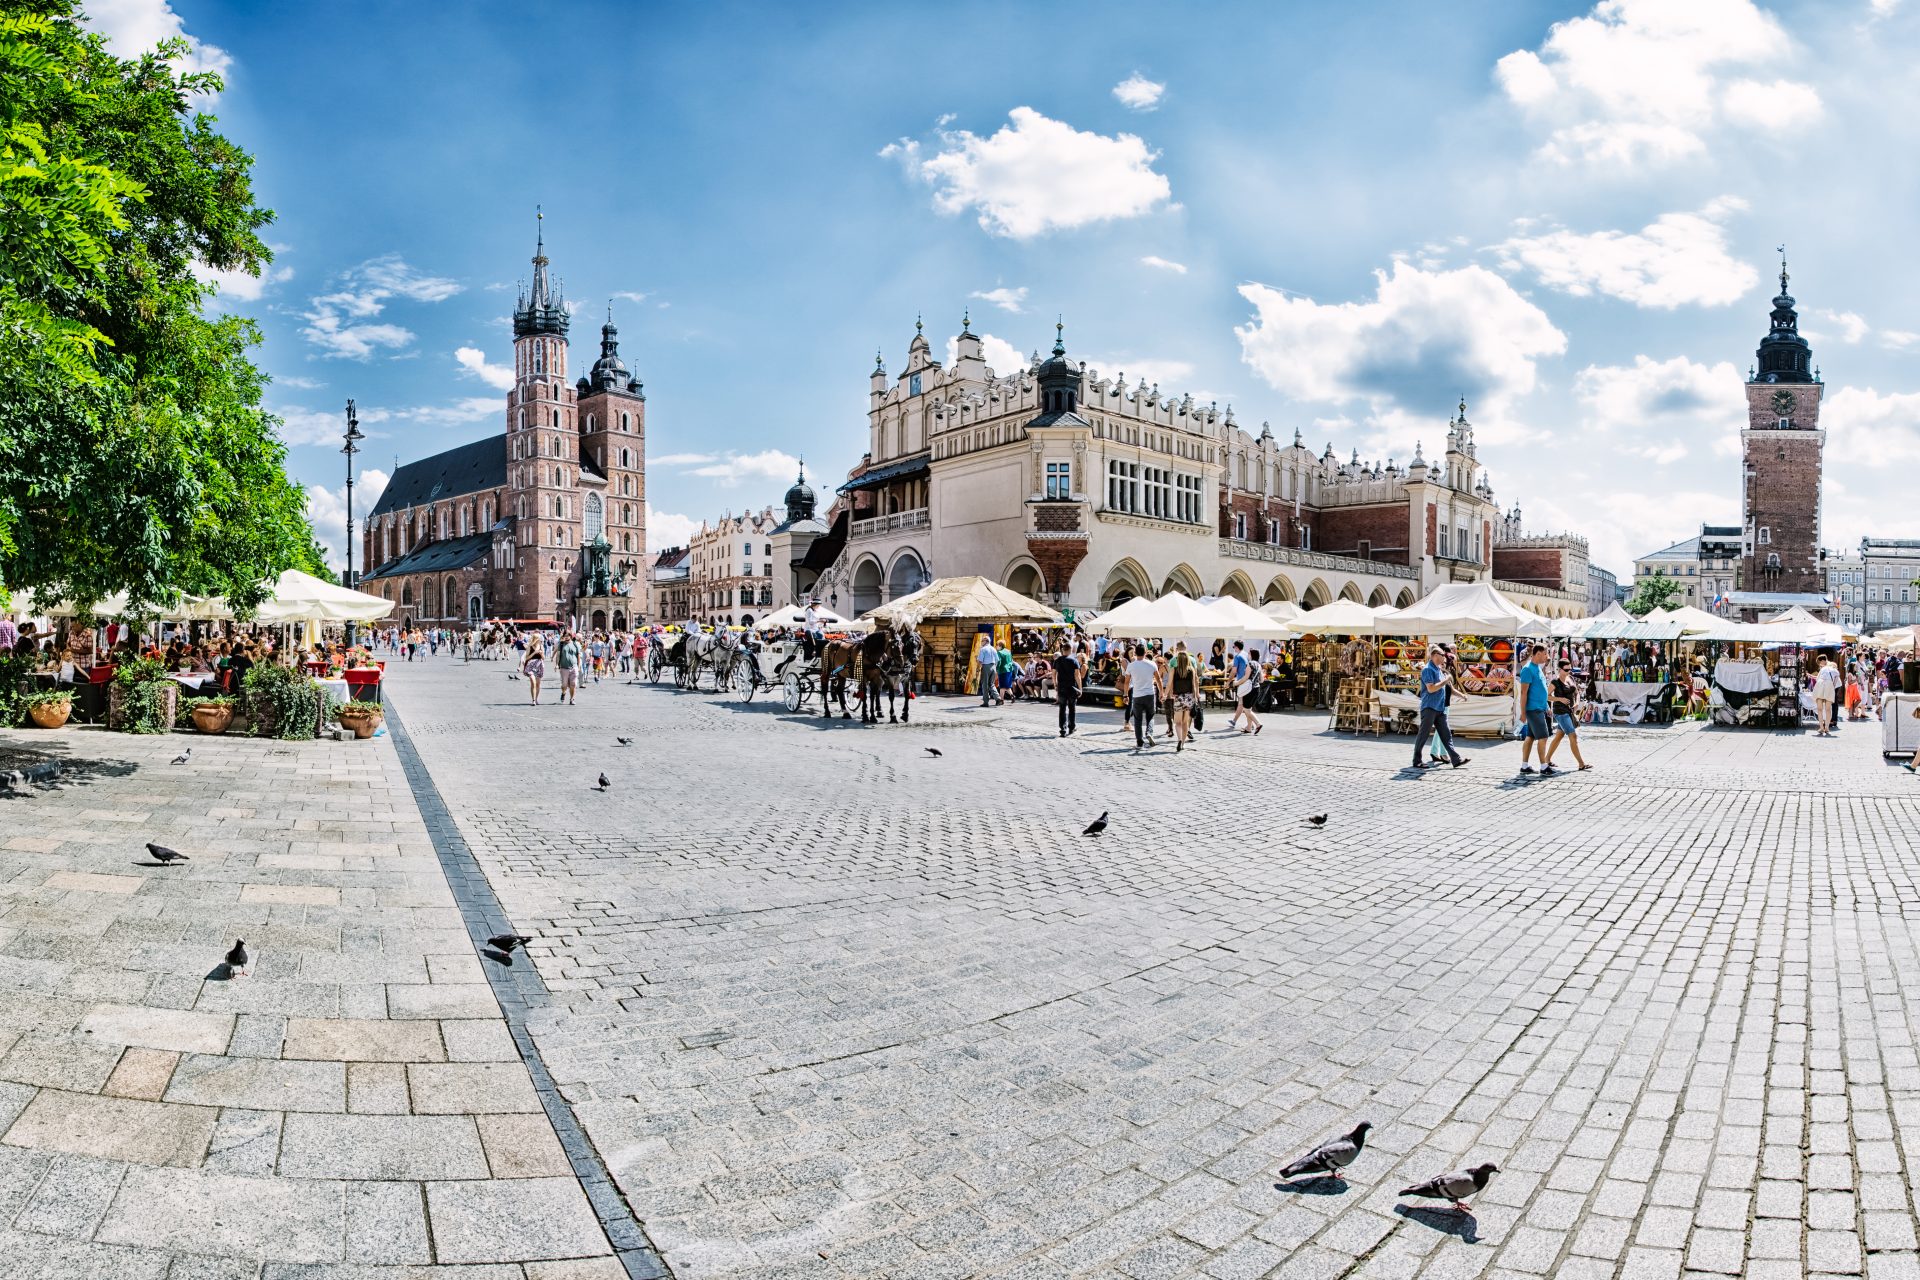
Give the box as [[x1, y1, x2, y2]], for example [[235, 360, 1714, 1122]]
[[1626, 571, 1684, 617], [0, 2, 324, 614]]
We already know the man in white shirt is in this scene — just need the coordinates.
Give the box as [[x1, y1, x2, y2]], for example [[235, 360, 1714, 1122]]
[[1126, 646, 1161, 752], [802, 601, 823, 661]]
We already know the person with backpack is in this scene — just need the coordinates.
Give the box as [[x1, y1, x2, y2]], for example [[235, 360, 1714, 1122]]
[[1168, 642, 1201, 752]]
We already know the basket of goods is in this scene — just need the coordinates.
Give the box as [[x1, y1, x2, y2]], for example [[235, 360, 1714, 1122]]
[[1457, 636, 1487, 661], [1482, 665, 1514, 693], [1458, 665, 1488, 694], [1487, 639, 1514, 665]]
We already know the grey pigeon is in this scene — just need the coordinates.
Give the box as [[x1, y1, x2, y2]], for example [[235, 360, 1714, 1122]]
[[508, 672, 519, 681], [616, 737, 633, 746], [1279, 1121, 1372, 1180], [596, 772, 611, 791], [1399, 1162, 1499, 1212], [171, 748, 192, 765], [925, 747, 942, 757], [224, 939, 249, 976], [1082, 810, 1108, 837], [146, 843, 189, 864], [488, 933, 532, 953], [1305, 814, 1328, 827]]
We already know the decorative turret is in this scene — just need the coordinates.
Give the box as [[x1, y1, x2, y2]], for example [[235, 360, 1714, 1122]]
[[783, 461, 817, 524], [513, 208, 569, 339], [1752, 248, 1813, 384], [1028, 319, 1087, 426], [581, 306, 640, 394]]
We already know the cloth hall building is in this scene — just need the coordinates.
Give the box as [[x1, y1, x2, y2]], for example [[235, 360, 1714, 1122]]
[[361, 228, 649, 630], [810, 317, 1589, 621]]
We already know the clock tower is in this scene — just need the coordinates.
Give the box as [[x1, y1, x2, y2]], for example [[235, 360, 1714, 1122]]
[[1738, 252, 1824, 611]]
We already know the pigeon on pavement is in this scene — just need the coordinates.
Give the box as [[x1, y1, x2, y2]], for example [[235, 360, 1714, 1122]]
[[1279, 1121, 1372, 1181], [224, 939, 250, 977], [145, 843, 189, 865], [1305, 814, 1328, 827], [171, 748, 192, 765], [616, 737, 633, 746], [508, 673, 519, 681], [1083, 810, 1109, 837], [1399, 1162, 1499, 1213], [488, 933, 533, 953], [596, 772, 611, 791], [925, 747, 942, 757]]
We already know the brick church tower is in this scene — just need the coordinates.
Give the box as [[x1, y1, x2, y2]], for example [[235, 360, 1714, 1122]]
[[1739, 254, 1825, 609], [574, 308, 648, 578]]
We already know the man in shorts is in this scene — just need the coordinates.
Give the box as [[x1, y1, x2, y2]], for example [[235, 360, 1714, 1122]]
[[1516, 643, 1553, 776], [556, 631, 583, 705]]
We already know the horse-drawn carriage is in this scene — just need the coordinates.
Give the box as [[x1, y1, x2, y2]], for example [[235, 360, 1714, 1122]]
[[647, 628, 778, 698], [766, 624, 921, 722]]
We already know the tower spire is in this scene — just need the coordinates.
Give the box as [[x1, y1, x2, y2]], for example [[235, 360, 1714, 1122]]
[[514, 205, 568, 338], [1777, 243, 1789, 295], [1052, 315, 1065, 356]]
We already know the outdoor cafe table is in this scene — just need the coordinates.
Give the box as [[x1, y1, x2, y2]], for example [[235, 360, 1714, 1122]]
[[316, 677, 351, 706], [167, 672, 215, 692]]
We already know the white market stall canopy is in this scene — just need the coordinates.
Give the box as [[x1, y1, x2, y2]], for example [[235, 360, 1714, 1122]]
[[1285, 598, 1393, 636], [1374, 582, 1549, 637], [1082, 591, 1223, 639], [863, 575, 1063, 626], [755, 603, 857, 630], [253, 570, 394, 624], [24, 589, 230, 621], [1872, 626, 1920, 653], [1196, 595, 1296, 640], [1592, 601, 1631, 622], [1662, 605, 1725, 634], [1258, 600, 1304, 623]]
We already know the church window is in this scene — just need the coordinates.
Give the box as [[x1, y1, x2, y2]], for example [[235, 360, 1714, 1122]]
[[550, 557, 557, 571], [1234, 513, 1247, 540], [401, 583, 413, 605], [554, 408, 562, 429], [910, 373, 922, 396], [1758, 527, 1771, 545], [621, 412, 630, 432], [620, 448, 631, 468], [585, 493, 604, 542], [518, 410, 526, 429], [534, 345, 544, 373], [586, 415, 595, 431]]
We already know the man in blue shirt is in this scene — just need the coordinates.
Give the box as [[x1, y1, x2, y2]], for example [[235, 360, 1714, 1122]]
[[1516, 643, 1554, 776], [1412, 645, 1468, 769]]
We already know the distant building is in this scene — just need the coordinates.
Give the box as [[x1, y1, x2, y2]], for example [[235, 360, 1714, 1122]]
[[1698, 524, 1743, 615], [1489, 503, 1591, 618], [648, 546, 691, 624], [1735, 255, 1827, 619], [1828, 548, 1864, 631], [1587, 564, 1620, 616], [1859, 538, 1920, 631], [1633, 535, 1705, 607], [689, 507, 779, 626]]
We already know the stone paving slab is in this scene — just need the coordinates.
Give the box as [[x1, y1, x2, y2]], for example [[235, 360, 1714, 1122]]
[[384, 658, 1920, 1279], [0, 723, 627, 1274]]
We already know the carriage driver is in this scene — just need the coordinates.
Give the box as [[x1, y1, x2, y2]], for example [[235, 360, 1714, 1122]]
[[802, 598, 825, 662]]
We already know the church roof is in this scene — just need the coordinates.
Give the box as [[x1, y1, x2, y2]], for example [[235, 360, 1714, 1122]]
[[363, 532, 493, 581], [368, 434, 506, 517]]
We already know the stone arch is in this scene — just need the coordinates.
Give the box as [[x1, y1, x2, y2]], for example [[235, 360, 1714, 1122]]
[[850, 555, 884, 616], [1367, 585, 1391, 608], [1003, 558, 1045, 601], [1395, 588, 1416, 608], [886, 548, 928, 600], [1218, 571, 1257, 604], [612, 610, 627, 631], [1100, 558, 1152, 608], [1301, 578, 1332, 609], [590, 609, 608, 632], [1162, 563, 1203, 597], [1338, 581, 1363, 602], [1262, 575, 1298, 603]]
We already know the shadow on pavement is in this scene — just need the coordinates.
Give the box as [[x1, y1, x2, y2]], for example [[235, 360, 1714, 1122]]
[[1273, 1175, 1348, 1196], [1394, 1204, 1482, 1243]]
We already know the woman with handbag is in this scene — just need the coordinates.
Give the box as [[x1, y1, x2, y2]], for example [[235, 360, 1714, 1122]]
[[1169, 642, 1201, 752], [1225, 640, 1262, 736]]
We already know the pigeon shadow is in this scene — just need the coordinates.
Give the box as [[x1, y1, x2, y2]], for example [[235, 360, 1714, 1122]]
[[204, 962, 238, 982], [1273, 1176, 1349, 1196], [481, 948, 516, 967], [1394, 1205, 1481, 1243]]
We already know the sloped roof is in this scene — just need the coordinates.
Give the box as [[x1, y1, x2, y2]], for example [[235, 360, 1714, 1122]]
[[1639, 535, 1701, 561], [368, 435, 506, 517], [363, 533, 493, 581]]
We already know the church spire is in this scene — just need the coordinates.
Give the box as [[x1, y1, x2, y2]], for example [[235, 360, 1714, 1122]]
[[1753, 245, 1811, 384], [514, 206, 569, 338]]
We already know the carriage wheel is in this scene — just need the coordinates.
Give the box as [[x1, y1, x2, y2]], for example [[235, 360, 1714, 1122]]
[[782, 673, 802, 712], [674, 660, 690, 689], [646, 650, 664, 683], [734, 656, 758, 702]]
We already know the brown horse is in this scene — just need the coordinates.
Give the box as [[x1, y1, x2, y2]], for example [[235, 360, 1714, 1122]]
[[882, 624, 922, 723], [818, 636, 861, 719]]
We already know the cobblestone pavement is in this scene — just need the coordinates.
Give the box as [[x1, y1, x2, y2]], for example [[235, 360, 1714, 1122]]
[[0, 720, 630, 1278], [394, 659, 1919, 1280]]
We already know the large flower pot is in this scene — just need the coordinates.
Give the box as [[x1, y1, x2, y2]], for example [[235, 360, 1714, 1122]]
[[108, 682, 178, 733], [28, 699, 72, 729], [191, 703, 235, 735], [337, 704, 383, 740]]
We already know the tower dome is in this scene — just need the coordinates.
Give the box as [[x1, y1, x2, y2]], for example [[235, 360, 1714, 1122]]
[[1753, 251, 1813, 384], [783, 462, 817, 524]]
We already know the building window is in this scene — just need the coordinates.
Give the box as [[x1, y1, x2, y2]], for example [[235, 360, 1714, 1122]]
[[1106, 459, 1138, 513], [1300, 526, 1311, 550], [1045, 461, 1071, 499], [1778, 417, 1791, 429], [1234, 513, 1247, 540], [584, 493, 604, 542], [1758, 527, 1771, 544], [1175, 474, 1202, 524]]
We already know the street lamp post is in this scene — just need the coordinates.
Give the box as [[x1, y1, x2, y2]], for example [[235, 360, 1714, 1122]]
[[342, 400, 366, 644]]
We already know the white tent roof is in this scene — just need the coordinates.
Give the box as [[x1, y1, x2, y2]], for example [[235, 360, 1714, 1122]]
[[1258, 599, 1304, 623], [254, 570, 394, 624], [1593, 601, 1631, 622], [755, 603, 856, 630], [1374, 582, 1548, 636], [863, 575, 1062, 626], [1285, 598, 1391, 636], [1872, 626, 1920, 653], [1662, 605, 1724, 634], [1197, 595, 1295, 640], [1083, 592, 1222, 638], [1760, 604, 1825, 626]]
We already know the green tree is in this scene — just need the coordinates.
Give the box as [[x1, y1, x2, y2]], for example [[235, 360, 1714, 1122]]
[[1626, 571, 1683, 617], [0, 2, 320, 614]]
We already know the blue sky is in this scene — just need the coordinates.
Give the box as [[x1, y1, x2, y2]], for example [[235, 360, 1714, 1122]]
[[90, 0, 1920, 578]]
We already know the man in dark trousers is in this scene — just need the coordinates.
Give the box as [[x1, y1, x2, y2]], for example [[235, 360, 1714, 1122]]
[[1052, 643, 1082, 737], [1412, 644, 1468, 769]]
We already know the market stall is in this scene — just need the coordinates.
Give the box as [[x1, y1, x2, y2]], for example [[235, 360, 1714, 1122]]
[[1370, 583, 1547, 738], [1284, 600, 1393, 718], [862, 575, 1062, 693]]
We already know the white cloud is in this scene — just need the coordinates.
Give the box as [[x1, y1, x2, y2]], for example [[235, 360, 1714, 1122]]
[[881, 107, 1172, 239], [970, 286, 1028, 313], [1812, 309, 1870, 344], [1495, 0, 1819, 167], [1871, 0, 1901, 15], [1084, 356, 1198, 396], [611, 290, 650, 305], [1112, 73, 1166, 111], [656, 450, 802, 487], [1235, 263, 1567, 419], [1882, 330, 1920, 350], [946, 332, 1027, 375], [274, 397, 499, 447], [1140, 255, 1188, 274], [302, 255, 462, 359], [1571, 354, 1746, 465], [304, 468, 390, 571], [195, 261, 293, 305], [273, 375, 325, 391], [647, 506, 702, 549], [1823, 388, 1920, 545], [1493, 198, 1757, 308], [455, 346, 515, 390], [82, 0, 231, 82]]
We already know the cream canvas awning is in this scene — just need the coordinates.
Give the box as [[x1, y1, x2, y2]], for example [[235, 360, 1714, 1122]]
[[863, 576, 1063, 626]]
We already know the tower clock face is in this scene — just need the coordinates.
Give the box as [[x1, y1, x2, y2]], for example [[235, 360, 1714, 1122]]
[[1770, 390, 1795, 415]]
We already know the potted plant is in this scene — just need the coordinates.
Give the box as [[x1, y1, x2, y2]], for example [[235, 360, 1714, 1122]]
[[109, 657, 178, 733], [186, 694, 237, 735], [25, 688, 73, 729], [335, 700, 384, 739], [242, 663, 333, 740]]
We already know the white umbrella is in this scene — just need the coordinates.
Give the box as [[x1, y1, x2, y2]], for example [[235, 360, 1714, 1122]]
[[1082, 592, 1222, 639], [1258, 600, 1304, 623], [1285, 599, 1388, 635], [756, 603, 856, 630], [1376, 583, 1548, 636], [863, 575, 1062, 626], [1198, 595, 1296, 640], [254, 569, 394, 624]]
